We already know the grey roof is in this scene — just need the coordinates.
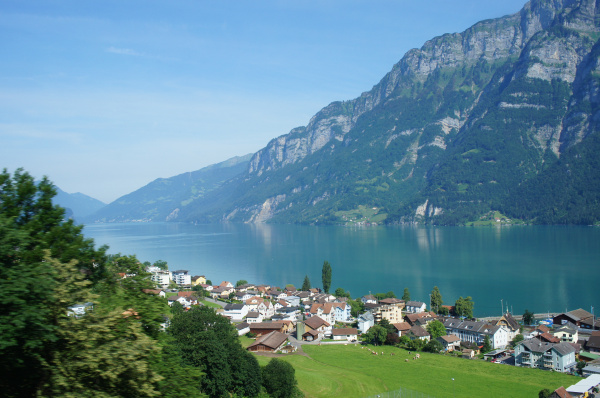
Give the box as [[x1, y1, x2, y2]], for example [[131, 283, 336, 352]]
[[406, 301, 426, 307], [358, 312, 374, 322], [442, 317, 501, 335], [408, 325, 429, 337], [236, 322, 250, 330], [519, 338, 554, 353], [224, 303, 245, 310], [246, 311, 260, 318]]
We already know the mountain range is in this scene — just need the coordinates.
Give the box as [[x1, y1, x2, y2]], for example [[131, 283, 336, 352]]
[[87, 0, 600, 226]]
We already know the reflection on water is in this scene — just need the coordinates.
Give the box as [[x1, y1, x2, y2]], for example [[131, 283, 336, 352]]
[[83, 223, 600, 317]]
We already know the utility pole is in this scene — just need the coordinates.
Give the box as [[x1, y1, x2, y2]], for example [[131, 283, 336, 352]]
[[501, 299, 503, 315]]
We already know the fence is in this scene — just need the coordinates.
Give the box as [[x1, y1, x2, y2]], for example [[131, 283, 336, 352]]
[[363, 387, 436, 398]]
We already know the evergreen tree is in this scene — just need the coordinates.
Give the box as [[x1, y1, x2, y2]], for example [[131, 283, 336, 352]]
[[523, 309, 535, 325], [482, 335, 492, 353], [321, 261, 332, 294], [430, 286, 443, 313], [402, 287, 411, 301], [301, 275, 311, 291]]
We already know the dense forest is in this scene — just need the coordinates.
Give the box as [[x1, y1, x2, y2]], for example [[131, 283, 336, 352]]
[[0, 169, 299, 398]]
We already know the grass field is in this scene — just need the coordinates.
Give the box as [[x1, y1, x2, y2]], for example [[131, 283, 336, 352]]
[[254, 344, 577, 398]]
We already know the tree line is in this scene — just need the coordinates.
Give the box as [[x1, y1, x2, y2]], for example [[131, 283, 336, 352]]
[[0, 169, 300, 398]]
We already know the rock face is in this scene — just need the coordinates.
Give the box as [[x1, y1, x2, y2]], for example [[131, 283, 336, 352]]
[[176, 0, 600, 225]]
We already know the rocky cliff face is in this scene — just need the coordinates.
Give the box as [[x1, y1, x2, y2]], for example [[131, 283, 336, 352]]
[[177, 0, 600, 225]]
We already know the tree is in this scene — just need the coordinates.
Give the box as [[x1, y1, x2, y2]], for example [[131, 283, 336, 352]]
[[430, 286, 443, 313], [407, 338, 426, 351], [334, 287, 350, 298], [523, 309, 535, 325], [153, 260, 168, 270], [206, 279, 213, 286], [423, 339, 444, 353], [538, 389, 552, 398], [301, 275, 311, 291], [455, 296, 474, 319], [364, 325, 387, 346], [576, 360, 586, 375], [482, 335, 492, 353], [402, 287, 411, 301], [426, 320, 447, 339], [321, 261, 332, 294], [168, 306, 261, 398], [512, 334, 524, 347], [235, 279, 248, 287], [375, 291, 396, 300], [348, 299, 365, 318], [262, 358, 300, 398]]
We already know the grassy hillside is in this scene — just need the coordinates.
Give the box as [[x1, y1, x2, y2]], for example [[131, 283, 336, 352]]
[[255, 344, 577, 398]]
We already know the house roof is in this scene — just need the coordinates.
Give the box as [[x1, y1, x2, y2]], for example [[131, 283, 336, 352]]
[[393, 322, 411, 332], [566, 374, 600, 394], [539, 332, 561, 343], [550, 386, 571, 398], [362, 294, 376, 300], [537, 325, 550, 333], [142, 289, 163, 295], [305, 316, 330, 330], [224, 303, 245, 311], [247, 331, 288, 350], [568, 308, 594, 321], [497, 313, 520, 331], [249, 322, 285, 330], [439, 335, 461, 343], [379, 298, 404, 305], [358, 312, 374, 322], [406, 301, 426, 307], [236, 322, 250, 330], [303, 329, 320, 338], [586, 335, 600, 350], [332, 328, 358, 336], [408, 325, 429, 337], [247, 311, 260, 318]]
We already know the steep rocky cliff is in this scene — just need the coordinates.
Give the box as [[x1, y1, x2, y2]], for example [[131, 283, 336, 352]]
[[178, 0, 600, 225]]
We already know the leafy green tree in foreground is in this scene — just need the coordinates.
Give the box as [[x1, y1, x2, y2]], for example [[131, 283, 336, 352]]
[[321, 260, 332, 293], [364, 325, 387, 346], [262, 358, 302, 398], [301, 274, 311, 291], [426, 320, 447, 339], [169, 306, 261, 398]]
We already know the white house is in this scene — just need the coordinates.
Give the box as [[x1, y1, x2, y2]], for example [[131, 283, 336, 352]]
[[332, 328, 358, 342], [358, 312, 375, 334], [443, 318, 508, 349], [405, 301, 427, 314], [171, 270, 192, 286], [223, 303, 249, 321], [147, 267, 170, 289]]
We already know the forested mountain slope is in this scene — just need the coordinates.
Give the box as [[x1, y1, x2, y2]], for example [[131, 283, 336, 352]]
[[87, 154, 251, 222], [179, 0, 600, 225]]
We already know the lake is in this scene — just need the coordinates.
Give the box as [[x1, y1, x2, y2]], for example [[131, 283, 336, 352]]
[[83, 222, 599, 317]]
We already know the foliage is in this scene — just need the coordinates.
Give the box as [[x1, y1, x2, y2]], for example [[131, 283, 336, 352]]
[[576, 361, 586, 375], [334, 287, 351, 298], [205, 279, 213, 286], [430, 286, 443, 313], [406, 338, 426, 351], [168, 306, 261, 398], [523, 309, 535, 326], [423, 339, 444, 353], [236, 279, 248, 287], [402, 288, 411, 301], [374, 291, 396, 300], [482, 335, 492, 353], [455, 296, 474, 319], [426, 320, 447, 339], [512, 334, 524, 347], [262, 358, 301, 398], [538, 389, 552, 398], [348, 299, 365, 318], [151, 337, 204, 398], [321, 261, 332, 294], [301, 275, 311, 291], [153, 259, 168, 270], [364, 325, 387, 346]]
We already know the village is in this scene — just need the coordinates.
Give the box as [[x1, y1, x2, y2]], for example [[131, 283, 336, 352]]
[[146, 267, 600, 398]]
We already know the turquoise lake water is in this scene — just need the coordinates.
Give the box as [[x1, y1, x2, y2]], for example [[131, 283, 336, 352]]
[[83, 222, 599, 317]]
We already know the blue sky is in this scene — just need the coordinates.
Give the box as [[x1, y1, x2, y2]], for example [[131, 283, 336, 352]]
[[1, 0, 528, 203]]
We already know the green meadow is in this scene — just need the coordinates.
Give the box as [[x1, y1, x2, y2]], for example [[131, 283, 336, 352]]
[[254, 344, 578, 398]]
